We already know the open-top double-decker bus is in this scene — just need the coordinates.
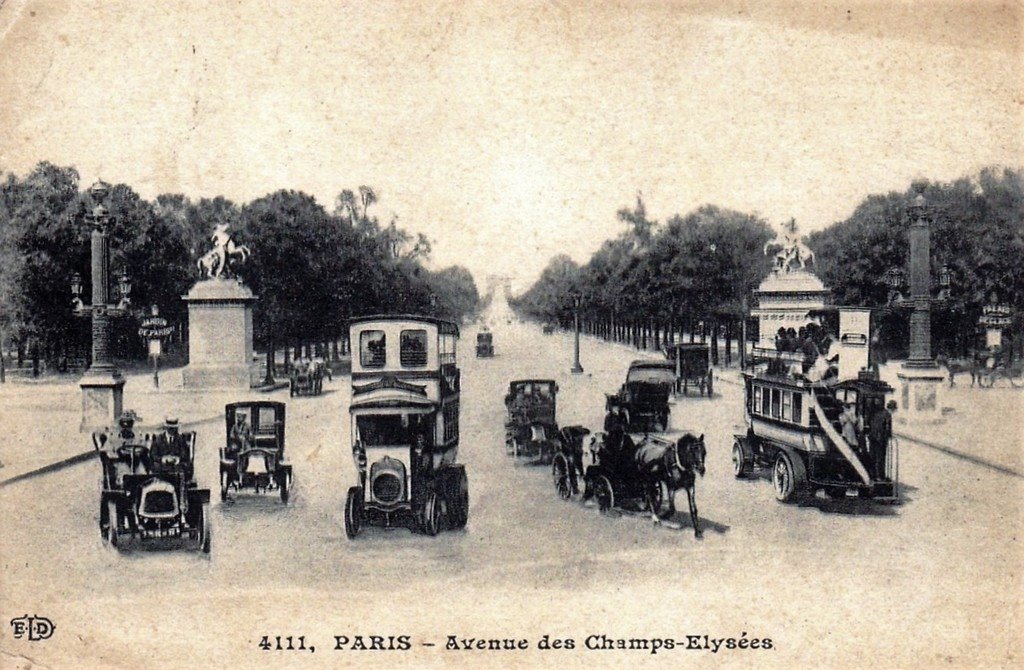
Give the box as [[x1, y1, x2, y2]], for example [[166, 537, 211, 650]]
[[344, 315, 468, 538]]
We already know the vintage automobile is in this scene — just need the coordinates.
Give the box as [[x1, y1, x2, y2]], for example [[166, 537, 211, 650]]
[[219, 401, 292, 503], [95, 423, 211, 553], [605, 360, 674, 432], [344, 315, 469, 538], [476, 330, 494, 358], [504, 379, 560, 462], [290, 360, 324, 396], [573, 429, 707, 537], [665, 343, 713, 396], [733, 307, 899, 502]]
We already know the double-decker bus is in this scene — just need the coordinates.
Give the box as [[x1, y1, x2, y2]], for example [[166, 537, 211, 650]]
[[344, 315, 468, 538]]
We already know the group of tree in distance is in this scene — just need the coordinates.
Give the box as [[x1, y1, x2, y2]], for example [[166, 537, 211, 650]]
[[0, 162, 482, 377], [512, 167, 1023, 362]]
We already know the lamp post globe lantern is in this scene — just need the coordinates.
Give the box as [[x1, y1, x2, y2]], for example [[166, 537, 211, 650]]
[[570, 291, 584, 374]]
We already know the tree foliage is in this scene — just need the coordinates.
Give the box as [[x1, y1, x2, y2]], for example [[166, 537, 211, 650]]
[[0, 164, 482, 367]]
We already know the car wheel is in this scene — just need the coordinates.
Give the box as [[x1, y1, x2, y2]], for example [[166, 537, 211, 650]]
[[344, 486, 362, 539], [450, 470, 469, 529], [198, 502, 211, 554], [220, 469, 229, 502], [552, 455, 572, 500], [732, 441, 749, 478], [101, 499, 118, 547], [423, 491, 442, 536], [773, 451, 805, 503], [279, 471, 290, 504], [594, 475, 614, 513]]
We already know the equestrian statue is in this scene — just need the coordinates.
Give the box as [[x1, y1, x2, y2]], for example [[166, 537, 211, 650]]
[[197, 223, 250, 279]]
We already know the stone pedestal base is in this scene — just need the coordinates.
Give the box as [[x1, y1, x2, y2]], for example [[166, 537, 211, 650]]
[[896, 365, 945, 424], [80, 371, 126, 432], [182, 278, 255, 390]]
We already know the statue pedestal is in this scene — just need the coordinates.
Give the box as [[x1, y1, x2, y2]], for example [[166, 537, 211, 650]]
[[80, 369, 126, 432], [182, 278, 255, 389], [896, 364, 945, 424]]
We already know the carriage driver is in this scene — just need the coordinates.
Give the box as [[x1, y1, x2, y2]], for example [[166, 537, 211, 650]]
[[228, 412, 254, 460], [105, 410, 144, 484]]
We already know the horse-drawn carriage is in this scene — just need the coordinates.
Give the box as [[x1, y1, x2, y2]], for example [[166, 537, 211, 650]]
[[96, 418, 211, 553], [476, 330, 494, 358], [605, 360, 674, 432], [665, 343, 713, 396], [219, 401, 292, 503], [344, 315, 469, 538], [551, 429, 707, 538], [290, 360, 325, 396], [504, 379, 560, 461]]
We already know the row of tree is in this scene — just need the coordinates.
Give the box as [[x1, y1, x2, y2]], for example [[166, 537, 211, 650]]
[[0, 162, 481, 378], [512, 167, 1024, 361]]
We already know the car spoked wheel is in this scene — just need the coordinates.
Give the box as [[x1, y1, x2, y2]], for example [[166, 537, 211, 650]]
[[422, 492, 442, 536], [552, 455, 572, 500], [732, 441, 750, 479], [102, 499, 119, 548], [594, 476, 614, 513], [344, 486, 362, 539], [773, 452, 805, 503], [449, 471, 469, 529], [279, 471, 290, 504], [198, 502, 211, 554]]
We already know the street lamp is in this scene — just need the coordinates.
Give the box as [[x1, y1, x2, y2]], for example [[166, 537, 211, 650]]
[[884, 267, 905, 305], [72, 180, 131, 430], [570, 291, 584, 374]]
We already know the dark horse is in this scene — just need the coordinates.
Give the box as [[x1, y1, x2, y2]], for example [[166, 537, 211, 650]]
[[634, 433, 707, 538]]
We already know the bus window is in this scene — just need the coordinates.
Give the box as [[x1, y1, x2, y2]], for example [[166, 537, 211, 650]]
[[753, 386, 762, 415], [761, 386, 771, 415], [400, 329, 428, 367], [792, 393, 803, 423], [360, 330, 386, 368], [771, 388, 781, 418]]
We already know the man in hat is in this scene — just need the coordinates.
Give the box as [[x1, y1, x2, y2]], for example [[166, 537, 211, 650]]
[[104, 410, 143, 484], [150, 416, 190, 479]]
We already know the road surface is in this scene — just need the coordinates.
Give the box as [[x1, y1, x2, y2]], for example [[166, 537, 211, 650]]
[[2, 308, 1021, 669]]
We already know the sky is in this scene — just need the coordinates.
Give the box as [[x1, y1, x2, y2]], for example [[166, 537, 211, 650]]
[[0, 1, 1020, 292]]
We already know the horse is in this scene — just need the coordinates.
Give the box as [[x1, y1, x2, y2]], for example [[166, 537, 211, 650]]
[[936, 354, 980, 388], [634, 433, 707, 538], [197, 224, 251, 278]]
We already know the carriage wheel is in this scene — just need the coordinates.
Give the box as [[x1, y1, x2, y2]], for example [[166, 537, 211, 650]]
[[289, 383, 296, 397], [101, 499, 118, 548], [772, 452, 805, 503], [649, 480, 675, 519], [732, 441, 750, 479], [706, 374, 713, 397], [552, 455, 572, 500], [593, 476, 614, 513], [422, 491, 442, 536], [219, 469, 230, 502], [450, 470, 469, 529], [197, 502, 211, 554], [978, 371, 994, 388], [344, 486, 363, 539]]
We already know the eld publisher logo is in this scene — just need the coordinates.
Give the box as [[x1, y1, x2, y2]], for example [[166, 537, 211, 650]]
[[10, 615, 55, 641]]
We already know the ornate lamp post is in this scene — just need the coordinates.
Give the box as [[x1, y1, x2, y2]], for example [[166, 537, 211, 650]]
[[896, 184, 945, 422], [570, 291, 584, 374], [73, 180, 132, 430]]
